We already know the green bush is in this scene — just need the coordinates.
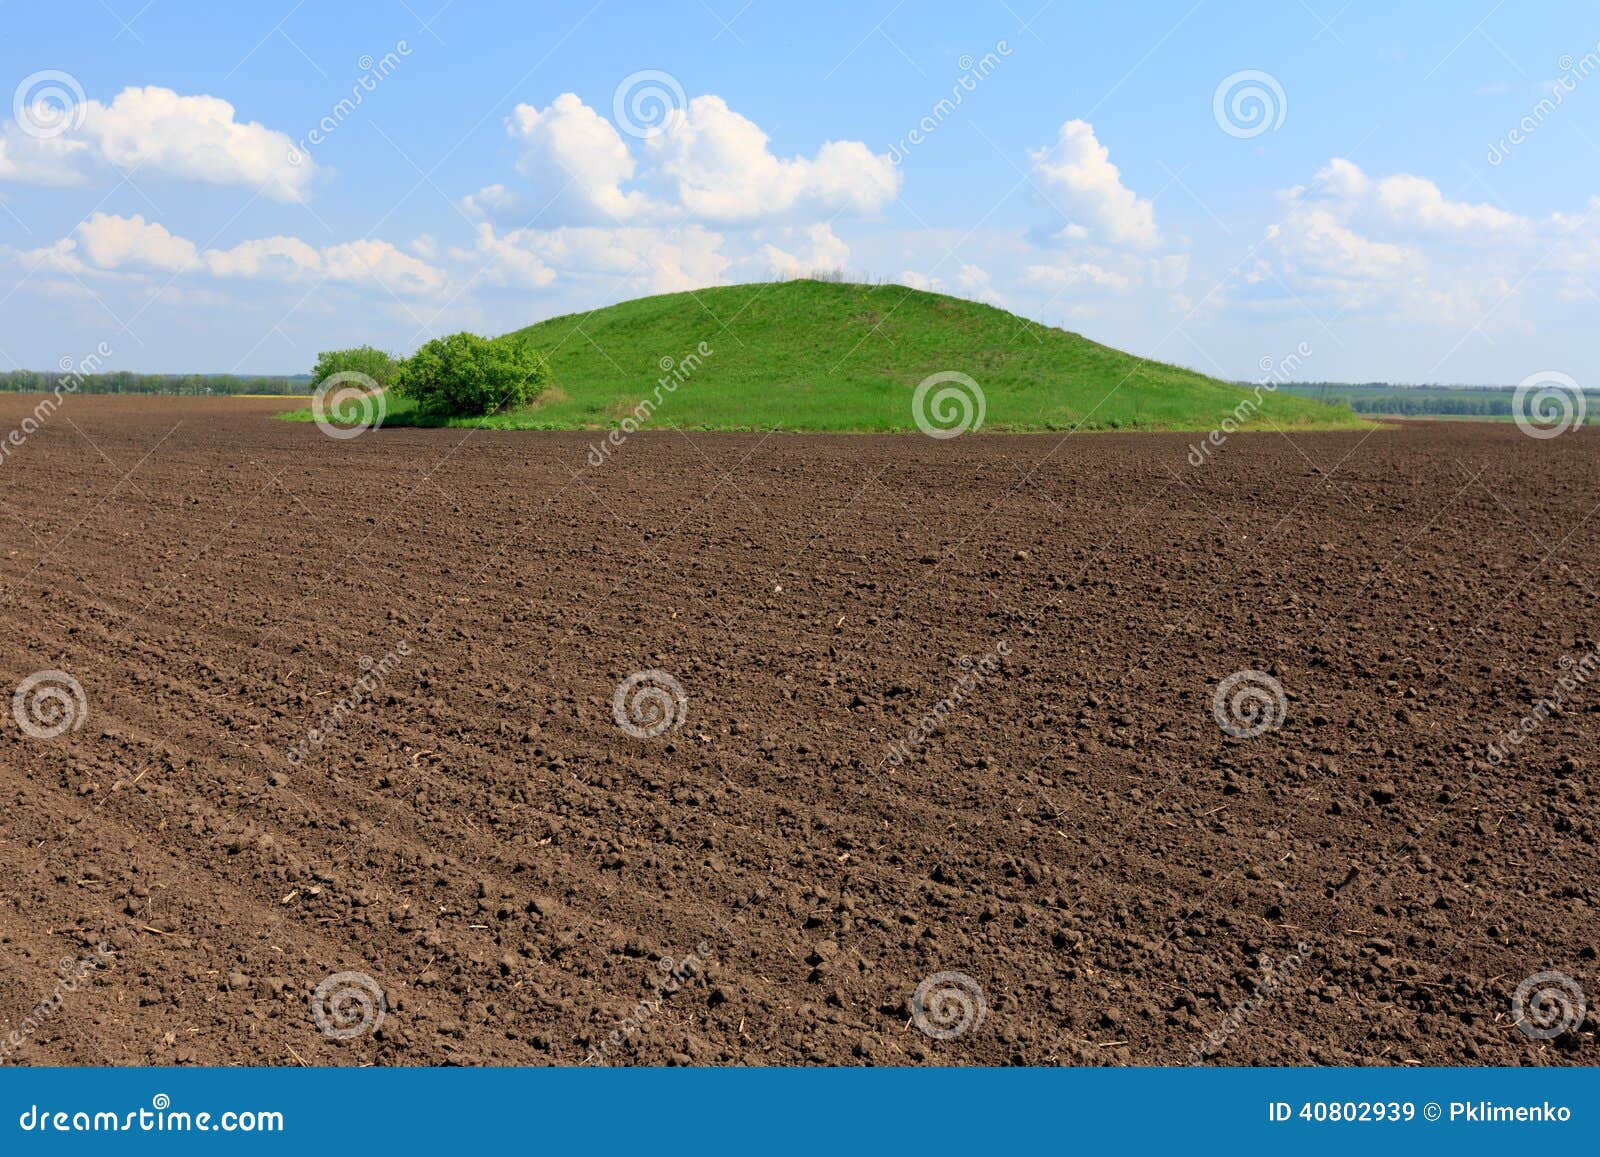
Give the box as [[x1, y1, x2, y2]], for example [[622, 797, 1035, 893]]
[[395, 332, 551, 416], [310, 345, 400, 388]]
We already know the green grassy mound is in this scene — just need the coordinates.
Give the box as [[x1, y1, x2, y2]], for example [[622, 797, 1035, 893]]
[[280, 279, 1364, 433]]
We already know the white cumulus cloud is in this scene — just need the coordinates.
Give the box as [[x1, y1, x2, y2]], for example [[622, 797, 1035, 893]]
[[454, 91, 892, 295], [1251, 160, 1535, 324], [0, 128, 93, 185], [464, 222, 729, 295], [17, 213, 442, 293], [646, 95, 900, 222], [1024, 257, 1132, 291], [760, 223, 851, 278], [1030, 119, 1159, 250], [78, 211, 199, 271], [0, 86, 312, 201], [200, 235, 322, 280], [465, 91, 899, 233], [500, 93, 655, 223], [1297, 158, 1525, 236], [84, 87, 311, 201]]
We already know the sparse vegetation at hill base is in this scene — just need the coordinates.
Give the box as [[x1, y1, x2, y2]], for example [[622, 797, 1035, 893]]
[[281, 280, 1367, 433]]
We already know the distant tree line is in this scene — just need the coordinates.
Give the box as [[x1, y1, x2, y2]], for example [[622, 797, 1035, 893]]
[[0, 370, 312, 396], [1276, 382, 1521, 417], [1345, 394, 1513, 416]]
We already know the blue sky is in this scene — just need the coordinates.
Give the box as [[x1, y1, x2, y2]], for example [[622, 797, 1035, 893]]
[[2, 0, 1598, 385]]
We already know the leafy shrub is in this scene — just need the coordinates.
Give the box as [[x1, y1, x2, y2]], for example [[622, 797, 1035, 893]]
[[310, 345, 400, 388], [395, 332, 551, 416]]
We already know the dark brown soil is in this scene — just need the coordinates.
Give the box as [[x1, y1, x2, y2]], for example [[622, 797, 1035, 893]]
[[0, 395, 1595, 1066]]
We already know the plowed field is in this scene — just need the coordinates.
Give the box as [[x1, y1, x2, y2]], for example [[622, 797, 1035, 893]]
[[1, 395, 1595, 1066]]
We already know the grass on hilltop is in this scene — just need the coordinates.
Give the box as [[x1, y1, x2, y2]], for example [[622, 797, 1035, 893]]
[[279, 280, 1366, 434]]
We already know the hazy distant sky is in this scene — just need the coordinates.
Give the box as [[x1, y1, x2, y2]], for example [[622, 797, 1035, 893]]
[[2, 0, 1597, 385]]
